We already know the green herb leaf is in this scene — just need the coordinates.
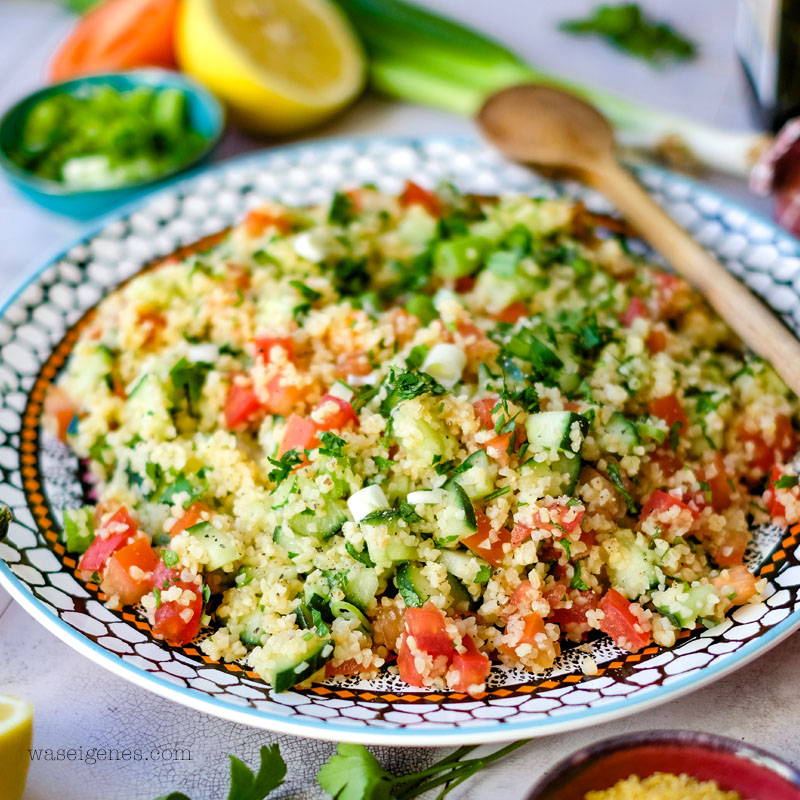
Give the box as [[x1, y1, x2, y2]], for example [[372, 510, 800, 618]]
[[774, 474, 799, 490], [317, 743, 394, 800], [560, 3, 697, 66], [483, 486, 511, 502], [606, 462, 638, 514], [329, 192, 356, 226], [161, 550, 179, 567], [570, 561, 589, 591], [405, 343, 430, 370], [169, 357, 212, 413], [267, 449, 303, 489], [319, 431, 347, 458], [668, 420, 683, 451], [227, 744, 287, 800], [346, 542, 376, 568]]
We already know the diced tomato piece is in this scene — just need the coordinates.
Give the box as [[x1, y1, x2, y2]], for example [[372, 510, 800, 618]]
[[767, 465, 791, 518], [150, 560, 182, 591], [621, 296, 649, 326], [712, 565, 758, 605], [152, 582, 203, 646], [224, 382, 263, 429], [511, 522, 533, 547], [712, 528, 749, 566], [696, 452, 734, 513], [648, 394, 688, 430], [549, 590, 599, 631], [542, 581, 568, 610], [100, 537, 158, 605], [645, 328, 667, 354], [472, 397, 497, 429], [79, 507, 137, 572], [495, 301, 529, 324], [279, 414, 319, 457], [44, 385, 79, 442], [397, 633, 426, 686], [244, 209, 292, 237], [534, 503, 584, 534], [170, 501, 208, 538], [262, 374, 304, 417], [482, 433, 513, 465], [335, 350, 372, 378], [598, 589, 651, 652], [399, 180, 442, 217], [448, 635, 490, 694], [652, 272, 690, 319], [252, 336, 293, 364], [461, 511, 511, 567], [499, 611, 546, 658], [314, 394, 359, 431], [404, 603, 454, 659], [640, 490, 698, 523], [457, 320, 497, 359], [325, 658, 362, 677], [650, 447, 682, 480]]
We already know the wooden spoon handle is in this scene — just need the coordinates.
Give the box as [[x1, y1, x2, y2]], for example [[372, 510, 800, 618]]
[[589, 161, 800, 397]]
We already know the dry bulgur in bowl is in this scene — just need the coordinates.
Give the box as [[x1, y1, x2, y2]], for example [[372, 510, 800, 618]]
[[46, 181, 800, 696]]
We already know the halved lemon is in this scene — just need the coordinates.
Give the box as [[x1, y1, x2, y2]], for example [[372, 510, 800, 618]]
[[176, 0, 365, 134], [0, 695, 33, 800]]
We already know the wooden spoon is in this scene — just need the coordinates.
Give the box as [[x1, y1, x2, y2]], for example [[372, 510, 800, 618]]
[[477, 83, 800, 397]]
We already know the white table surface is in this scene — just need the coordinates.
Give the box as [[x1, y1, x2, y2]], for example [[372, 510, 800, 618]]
[[0, 2, 796, 798]]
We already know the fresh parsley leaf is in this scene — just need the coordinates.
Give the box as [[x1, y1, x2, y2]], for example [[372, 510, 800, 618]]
[[380, 368, 447, 416], [346, 542, 376, 568], [290, 280, 323, 322], [606, 462, 638, 514], [474, 564, 491, 584], [227, 744, 287, 800], [318, 743, 394, 800], [160, 471, 208, 508], [319, 431, 346, 458], [559, 537, 572, 558], [161, 550, 179, 567], [774, 474, 799, 490], [503, 328, 563, 383], [668, 420, 683, 451], [267, 449, 303, 489], [483, 486, 511, 502], [699, 480, 712, 504], [169, 357, 212, 414], [374, 456, 394, 471], [332, 256, 371, 297], [570, 561, 590, 591], [560, 3, 697, 66], [328, 192, 356, 226]]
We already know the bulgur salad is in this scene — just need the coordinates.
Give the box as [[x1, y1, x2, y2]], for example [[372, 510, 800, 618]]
[[47, 181, 800, 696]]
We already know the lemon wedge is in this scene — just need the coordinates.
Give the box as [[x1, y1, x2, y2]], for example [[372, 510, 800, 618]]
[[177, 0, 365, 133], [0, 695, 33, 800]]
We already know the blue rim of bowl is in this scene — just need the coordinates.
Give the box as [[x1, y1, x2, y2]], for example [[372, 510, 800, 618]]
[[0, 68, 225, 197], [523, 729, 800, 798], [1, 134, 800, 745]]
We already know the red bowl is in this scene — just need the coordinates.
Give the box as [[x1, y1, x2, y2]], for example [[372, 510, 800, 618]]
[[525, 730, 800, 800]]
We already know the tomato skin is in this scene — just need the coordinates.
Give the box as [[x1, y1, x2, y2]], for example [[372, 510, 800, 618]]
[[315, 394, 358, 431], [399, 180, 442, 217], [495, 301, 529, 324], [696, 452, 734, 513], [511, 504, 584, 546], [740, 414, 797, 481], [646, 328, 667, 354], [262, 374, 304, 417], [549, 590, 599, 631], [100, 537, 158, 605], [640, 490, 698, 523], [244, 209, 292, 237], [397, 633, 426, 686], [224, 382, 263, 429], [473, 397, 497, 429], [152, 582, 203, 646], [325, 658, 362, 678], [461, 511, 510, 567], [170, 501, 208, 538], [50, 0, 178, 82], [279, 414, 319, 457], [598, 589, 651, 652], [648, 394, 688, 430], [78, 507, 137, 572], [621, 296, 649, 326], [253, 336, 293, 364], [499, 611, 546, 658], [404, 603, 454, 659], [449, 635, 490, 694], [712, 528, 749, 566], [712, 565, 758, 605]]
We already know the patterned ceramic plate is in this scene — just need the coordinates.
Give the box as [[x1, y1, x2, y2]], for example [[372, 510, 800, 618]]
[[3, 136, 800, 745]]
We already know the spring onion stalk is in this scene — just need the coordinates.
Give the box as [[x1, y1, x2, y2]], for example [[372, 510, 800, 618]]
[[335, 0, 769, 176]]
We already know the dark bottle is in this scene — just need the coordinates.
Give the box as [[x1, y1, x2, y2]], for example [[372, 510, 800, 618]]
[[736, 0, 800, 131]]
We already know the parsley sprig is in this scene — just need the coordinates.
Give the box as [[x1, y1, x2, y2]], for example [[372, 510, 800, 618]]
[[267, 449, 303, 489]]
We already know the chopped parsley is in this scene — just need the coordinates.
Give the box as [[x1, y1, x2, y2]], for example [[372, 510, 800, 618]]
[[318, 431, 346, 458], [169, 357, 212, 414], [267, 449, 303, 489], [570, 561, 590, 591], [328, 192, 355, 226], [346, 542, 376, 568], [774, 474, 799, 490], [606, 462, 638, 514]]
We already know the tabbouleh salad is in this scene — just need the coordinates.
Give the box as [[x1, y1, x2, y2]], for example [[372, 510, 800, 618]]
[[47, 181, 800, 696]]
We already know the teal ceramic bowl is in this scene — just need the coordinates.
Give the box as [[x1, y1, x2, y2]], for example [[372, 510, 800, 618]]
[[0, 69, 224, 219]]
